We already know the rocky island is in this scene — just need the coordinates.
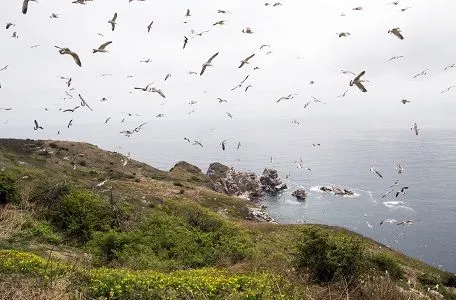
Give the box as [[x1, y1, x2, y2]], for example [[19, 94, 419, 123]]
[[0, 138, 454, 299]]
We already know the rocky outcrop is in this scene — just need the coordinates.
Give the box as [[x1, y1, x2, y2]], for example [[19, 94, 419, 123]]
[[292, 189, 307, 200], [259, 169, 287, 194], [246, 207, 277, 223], [206, 162, 263, 201], [319, 186, 354, 196], [170, 161, 203, 175]]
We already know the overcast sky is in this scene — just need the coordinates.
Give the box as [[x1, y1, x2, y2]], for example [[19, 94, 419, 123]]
[[1, 0, 456, 138]]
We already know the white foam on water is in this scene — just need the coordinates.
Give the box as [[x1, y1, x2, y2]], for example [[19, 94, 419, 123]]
[[383, 201, 415, 212]]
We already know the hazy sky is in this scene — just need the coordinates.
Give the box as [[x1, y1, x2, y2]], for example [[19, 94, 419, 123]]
[[1, 0, 456, 139]]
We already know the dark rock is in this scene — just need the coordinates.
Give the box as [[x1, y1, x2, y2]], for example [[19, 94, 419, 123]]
[[206, 162, 263, 201], [259, 168, 287, 194], [246, 207, 277, 223], [319, 186, 354, 196], [292, 189, 307, 200], [320, 186, 332, 192]]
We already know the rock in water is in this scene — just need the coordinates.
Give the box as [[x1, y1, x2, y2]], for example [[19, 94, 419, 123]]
[[260, 168, 287, 194], [292, 189, 307, 200], [206, 162, 263, 201]]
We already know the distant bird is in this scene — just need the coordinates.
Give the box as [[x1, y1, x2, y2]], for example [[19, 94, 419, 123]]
[[237, 142, 241, 149], [277, 94, 297, 103], [337, 90, 348, 98], [164, 73, 171, 81], [260, 44, 270, 50], [156, 113, 164, 118], [309, 81, 316, 85], [189, 100, 197, 105], [191, 30, 210, 39], [105, 117, 111, 123], [395, 186, 409, 197], [188, 71, 198, 75], [444, 64, 455, 71], [217, 9, 231, 14], [352, 6, 363, 10], [55, 46, 82, 67], [221, 140, 227, 151], [441, 86, 456, 94], [226, 112, 233, 118], [193, 140, 203, 147], [369, 168, 383, 178], [388, 27, 404, 40], [413, 69, 429, 78], [239, 54, 255, 68], [150, 87, 166, 98], [242, 27, 254, 34], [22, 0, 38, 14], [400, 7, 411, 12], [0, 65, 8, 72], [67, 120, 73, 128], [5, 23, 15, 29], [217, 97, 228, 103], [200, 52, 219, 76], [303, 101, 312, 109], [183, 36, 188, 49], [134, 82, 154, 91], [245, 85, 252, 92], [389, 1, 400, 5], [385, 55, 404, 62], [108, 13, 118, 31], [213, 20, 225, 26], [366, 221, 373, 229], [312, 96, 327, 104], [337, 32, 350, 37], [62, 106, 80, 113], [231, 75, 250, 91], [100, 97, 109, 102], [253, 67, 260, 70], [33, 120, 43, 130], [0, 108, 12, 111], [93, 41, 112, 53], [147, 20, 153, 33], [401, 99, 411, 104], [184, 137, 191, 143], [381, 188, 395, 198], [185, 9, 191, 17], [349, 71, 367, 92], [30, 44, 40, 48], [140, 58, 152, 63], [50, 13, 59, 18], [78, 94, 93, 111], [411, 123, 419, 135], [397, 164, 403, 174]]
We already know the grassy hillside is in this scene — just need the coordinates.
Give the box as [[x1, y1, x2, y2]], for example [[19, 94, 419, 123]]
[[0, 138, 455, 299]]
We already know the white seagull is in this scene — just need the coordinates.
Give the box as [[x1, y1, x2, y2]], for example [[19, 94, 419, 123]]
[[93, 41, 112, 53], [108, 13, 117, 31], [200, 52, 219, 76]]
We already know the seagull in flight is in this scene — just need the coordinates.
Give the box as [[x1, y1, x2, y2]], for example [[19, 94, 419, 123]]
[[78, 94, 93, 111], [185, 9, 191, 17], [67, 120, 73, 128], [108, 13, 117, 31], [217, 98, 228, 103], [239, 54, 255, 68], [385, 55, 404, 63], [134, 82, 154, 91], [388, 28, 404, 40], [231, 75, 250, 91], [33, 120, 43, 130], [444, 64, 455, 71], [55, 46, 82, 67], [0, 65, 8, 72], [401, 99, 411, 104], [397, 164, 403, 174], [242, 27, 254, 34], [183, 36, 189, 49], [441, 85, 456, 94], [340, 70, 356, 75], [193, 140, 203, 147], [349, 71, 367, 92], [337, 90, 348, 98], [411, 123, 419, 135], [221, 140, 227, 151], [93, 41, 112, 53], [369, 168, 383, 178], [200, 52, 219, 75], [395, 186, 409, 197], [6, 23, 15, 30], [413, 69, 429, 78], [147, 20, 153, 33], [226, 112, 233, 118], [62, 106, 80, 113], [22, 0, 38, 14]]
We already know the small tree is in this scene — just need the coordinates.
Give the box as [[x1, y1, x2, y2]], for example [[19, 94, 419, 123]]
[[0, 171, 19, 205]]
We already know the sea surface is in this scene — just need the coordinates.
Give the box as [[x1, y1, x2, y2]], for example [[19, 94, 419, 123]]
[[1, 118, 456, 272]]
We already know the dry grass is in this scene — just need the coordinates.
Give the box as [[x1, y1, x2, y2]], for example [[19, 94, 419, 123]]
[[0, 205, 26, 239], [0, 275, 80, 300]]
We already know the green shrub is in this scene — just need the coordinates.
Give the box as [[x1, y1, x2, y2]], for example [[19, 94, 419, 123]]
[[369, 253, 404, 280], [51, 189, 114, 244], [22, 221, 62, 244], [418, 273, 441, 286], [0, 171, 19, 204], [295, 228, 366, 283]]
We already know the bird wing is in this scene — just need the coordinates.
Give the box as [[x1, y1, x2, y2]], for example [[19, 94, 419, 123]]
[[354, 81, 367, 92], [353, 71, 365, 82], [200, 65, 207, 76], [69, 51, 82, 67], [207, 52, 219, 63], [245, 53, 255, 61], [392, 30, 404, 40], [375, 170, 383, 178], [22, 0, 29, 14], [238, 62, 246, 68], [98, 41, 112, 50], [112, 12, 117, 22], [34, 119, 38, 128]]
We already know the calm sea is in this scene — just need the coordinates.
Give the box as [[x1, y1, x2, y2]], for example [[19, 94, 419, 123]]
[[2, 118, 455, 272]]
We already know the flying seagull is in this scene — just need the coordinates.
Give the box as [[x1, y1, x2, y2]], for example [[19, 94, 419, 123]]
[[239, 54, 255, 68], [78, 94, 93, 111], [217, 97, 228, 103], [193, 141, 203, 147], [388, 28, 404, 40], [67, 120, 73, 128], [245, 85, 252, 92], [33, 120, 43, 130], [0, 65, 8, 72], [369, 168, 383, 178], [218, 9, 231, 14], [337, 90, 349, 98], [349, 71, 367, 92], [231, 75, 249, 91], [62, 106, 80, 112], [413, 69, 429, 78], [395, 186, 409, 197], [22, 0, 38, 14], [213, 20, 225, 26], [337, 32, 350, 37], [401, 99, 411, 104], [185, 9, 191, 17], [221, 140, 227, 151], [6, 23, 15, 29], [385, 55, 404, 63], [441, 85, 456, 94], [340, 70, 355, 75], [55, 46, 82, 67], [147, 20, 153, 33], [93, 41, 112, 53], [108, 13, 117, 31], [134, 82, 154, 91], [397, 164, 403, 174], [226, 112, 233, 118], [242, 27, 254, 34], [444, 64, 455, 71], [183, 36, 188, 49], [200, 52, 219, 76], [50, 13, 59, 18], [164, 73, 171, 81], [411, 123, 418, 135]]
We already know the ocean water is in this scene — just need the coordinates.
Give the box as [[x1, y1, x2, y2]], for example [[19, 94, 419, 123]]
[[1, 118, 456, 272]]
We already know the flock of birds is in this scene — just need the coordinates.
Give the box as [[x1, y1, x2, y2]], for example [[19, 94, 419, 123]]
[[0, 0, 454, 230]]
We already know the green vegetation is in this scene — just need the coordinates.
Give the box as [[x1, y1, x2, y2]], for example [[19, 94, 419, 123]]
[[0, 139, 454, 299]]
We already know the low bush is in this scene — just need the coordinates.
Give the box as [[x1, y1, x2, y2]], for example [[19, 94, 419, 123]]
[[21, 221, 62, 245], [295, 228, 366, 283], [0, 171, 19, 205], [369, 253, 404, 280], [418, 272, 441, 286], [50, 189, 114, 244]]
